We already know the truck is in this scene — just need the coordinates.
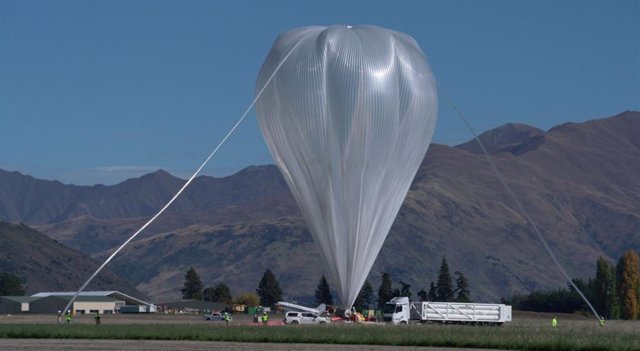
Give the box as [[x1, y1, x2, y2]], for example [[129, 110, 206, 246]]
[[384, 297, 511, 325]]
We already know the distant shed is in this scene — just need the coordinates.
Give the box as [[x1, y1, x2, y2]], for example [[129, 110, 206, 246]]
[[29, 295, 124, 314], [31, 291, 155, 313], [0, 296, 37, 314]]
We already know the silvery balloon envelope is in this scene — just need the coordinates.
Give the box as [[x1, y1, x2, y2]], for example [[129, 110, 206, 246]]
[[256, 25, 438, 308]]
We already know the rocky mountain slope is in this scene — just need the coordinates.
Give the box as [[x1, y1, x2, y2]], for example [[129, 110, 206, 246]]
[[1, 111, 638, 303], [0, 221, 143, 297]]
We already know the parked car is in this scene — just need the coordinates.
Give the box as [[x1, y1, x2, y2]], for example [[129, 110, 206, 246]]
[[203, 312, 225, 321], [284, 311, 331, 325]]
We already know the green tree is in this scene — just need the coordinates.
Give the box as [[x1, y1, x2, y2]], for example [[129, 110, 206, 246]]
[[0, 272, 25, 295], [181, 267, 203, 300], [398, 281, 412, 298], [436, 256, 454, 301], [454, 271, 470, 302], [594, 257, 617, 319], [203, 282, 232, 303], [377, 272, 394, 308], [427, 281, 437, 301], [616, 250, 639, 320], [417, 289, 428, 301], [314, 275, 333, 305], [234, 292, 260, 306], [353, 280, 374, 310], [256, 269, 283, 307]]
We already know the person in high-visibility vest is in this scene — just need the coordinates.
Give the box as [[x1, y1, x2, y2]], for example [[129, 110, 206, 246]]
[[262, 312, 269, 326], [599, 318, 605, 327], [94, 312, 101, 325], [65, 310, 72, 324], [551, 316, 557, 327], [224, 312, 230, 326]]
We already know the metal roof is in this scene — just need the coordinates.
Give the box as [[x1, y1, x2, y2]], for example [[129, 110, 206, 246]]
[[31, 295, 122, 303], [31, 291, 151, 306], [0, 296, 38, 303]]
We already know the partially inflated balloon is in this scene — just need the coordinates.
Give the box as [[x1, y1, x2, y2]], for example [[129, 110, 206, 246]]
[[255, 25, 438, 308]]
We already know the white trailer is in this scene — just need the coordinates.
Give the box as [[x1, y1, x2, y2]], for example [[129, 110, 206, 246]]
[[384, 297, 511, 325]]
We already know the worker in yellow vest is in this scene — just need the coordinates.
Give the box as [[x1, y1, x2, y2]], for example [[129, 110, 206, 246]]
[[551, 316, 557, 328], [65, 310, 72, 324], [262, 311, 269, 326]]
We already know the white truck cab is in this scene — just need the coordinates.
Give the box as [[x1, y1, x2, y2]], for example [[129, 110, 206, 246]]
[[383, 297, 411, 324]]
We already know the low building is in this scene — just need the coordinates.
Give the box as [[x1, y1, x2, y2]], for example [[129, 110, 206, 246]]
[[30, 291, 154, 314], [0, 296, 37, 314], [29, 295, 124, 314]]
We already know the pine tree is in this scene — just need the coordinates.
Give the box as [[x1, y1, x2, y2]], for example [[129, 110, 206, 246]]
[[256, 269, 283, 307], [378, 272, 394, 308], [594, 257, 616, 318], [454, 271, 470, 302], [427, 282, 437, 301], [398, 281, 412, 298], [181, 267, 203, 300], [436, 256, 454, 301], [354, 280, 374, 310], [0, 272, 25, 295], [616, 250, 639, 320], [315, 275, 333, 305], [417, 289, 428, 301], [203, 282, 232, 303]]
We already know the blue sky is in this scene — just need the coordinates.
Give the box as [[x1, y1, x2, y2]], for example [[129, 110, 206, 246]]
[[1, 0, 638, 185]]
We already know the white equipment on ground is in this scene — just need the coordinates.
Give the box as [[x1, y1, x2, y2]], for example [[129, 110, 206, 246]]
[[384, 297, 512, 325], [276, 301, 326, 315]]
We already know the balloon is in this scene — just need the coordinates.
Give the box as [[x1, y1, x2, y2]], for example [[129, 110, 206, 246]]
[[255, 25, 438, 308]]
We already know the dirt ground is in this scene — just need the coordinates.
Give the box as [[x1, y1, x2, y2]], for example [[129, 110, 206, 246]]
[[0, 339, 508, 351]]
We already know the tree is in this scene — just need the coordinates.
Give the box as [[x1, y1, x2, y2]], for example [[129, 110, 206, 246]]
[[256, 269, 283, 307], [378, 272, 394, 308], [0, 272, 25, 295], [203, 282, 232, 303], [181, 267, 203, 300], [315, 275, 333, 305], [417, 289, 428, 301], [594, 257, 617, 319], [427, 282, 437, 301], [398, 281, 412, 298], [436, 256, 454, 301], [616, 250, 639, 320], [454, 271, 470, 302], [354, 280, 374, 310], [234, 292, 260, 306]]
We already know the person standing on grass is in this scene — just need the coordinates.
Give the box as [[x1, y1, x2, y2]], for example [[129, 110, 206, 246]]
[[94, 312, 101, 325], [224, 312, 230, 326], [57, 310, 62, 324], [551, 316, 557, 327], [65, 310, 72, 324], [262, 311, 269, 326]]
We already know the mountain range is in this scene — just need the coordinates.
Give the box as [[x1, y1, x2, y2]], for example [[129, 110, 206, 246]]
[[0, 221, 142, 297], [0, 111, 638, 304]]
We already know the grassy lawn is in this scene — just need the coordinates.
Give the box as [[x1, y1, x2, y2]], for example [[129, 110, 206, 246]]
[[0, 320, 637, 351]]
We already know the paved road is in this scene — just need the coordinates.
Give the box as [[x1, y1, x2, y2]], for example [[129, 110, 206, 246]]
[[0, 339, 509, 351]]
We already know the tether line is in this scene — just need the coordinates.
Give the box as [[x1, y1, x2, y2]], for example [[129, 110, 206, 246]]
[[441, 87, 603, 324]]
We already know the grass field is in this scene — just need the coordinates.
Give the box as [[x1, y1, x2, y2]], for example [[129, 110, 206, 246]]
[[0, 314, 637, 351]]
